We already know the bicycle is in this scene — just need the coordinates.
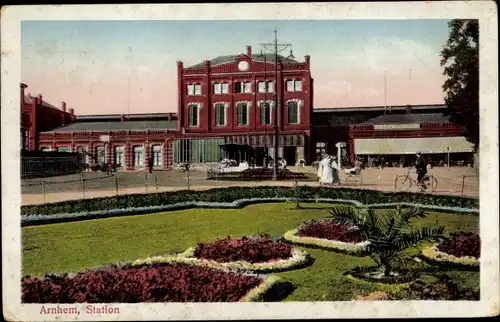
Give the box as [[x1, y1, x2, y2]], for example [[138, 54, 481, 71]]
[[395, 167, 438, 192]]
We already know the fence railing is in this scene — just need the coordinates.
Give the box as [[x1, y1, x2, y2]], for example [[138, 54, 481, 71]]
[[21, 166, 480, 206]]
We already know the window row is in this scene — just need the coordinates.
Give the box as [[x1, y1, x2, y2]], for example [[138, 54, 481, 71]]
[[46, 145, 165, 169], [187, 79, 303, 96], [188, 101, 301, 127]]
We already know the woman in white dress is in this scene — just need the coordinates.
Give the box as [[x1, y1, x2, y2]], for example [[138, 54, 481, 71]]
[[321, 156, 334, 186], [316, 155, 325, 184]]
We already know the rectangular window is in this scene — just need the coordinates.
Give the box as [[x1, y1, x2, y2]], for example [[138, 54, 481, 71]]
[[260, 103, 271, 125], [221, 83, 229, 94], [152, 145, 163, 167], [258, 82, 267, 93], [287, 101, 299, 124], [114, 146, 125, 168], [215, 103, 226, 126], [294, 80, 303, 91], [237, 103, 249, 126], [194, 84, 202, 95], [267, 81, 274, 93], [235, 82, 243, 94], [96, 146, 106, 164], [243, 82, 252, 93], [133, 146, 144, 168], [213, 83, 222, 94], [286, 80, 295, 92], [187, 84, 194, 95], [188, 104, 199, 127]]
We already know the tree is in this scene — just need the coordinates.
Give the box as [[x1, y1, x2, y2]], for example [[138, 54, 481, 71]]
[[440, 19, 479, 150], [330, 205, 445, 277]]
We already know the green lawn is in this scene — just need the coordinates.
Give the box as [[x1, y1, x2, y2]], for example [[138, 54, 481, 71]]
[[22, 203, 479, 301]]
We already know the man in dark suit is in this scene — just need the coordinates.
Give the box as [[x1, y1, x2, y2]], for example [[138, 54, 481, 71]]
[[414, 152, 428, 191]]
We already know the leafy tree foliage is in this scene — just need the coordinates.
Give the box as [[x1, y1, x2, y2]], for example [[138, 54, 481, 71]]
[[330, 205, 445, 277], [440, 19, 479, 150]]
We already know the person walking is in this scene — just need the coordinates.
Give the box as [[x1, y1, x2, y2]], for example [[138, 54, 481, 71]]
[[148, 156, 154, 174], [414, 152, 428, 191]]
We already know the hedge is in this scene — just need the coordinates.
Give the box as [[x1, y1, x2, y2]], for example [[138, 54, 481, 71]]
[[21, 186, 479, 226]]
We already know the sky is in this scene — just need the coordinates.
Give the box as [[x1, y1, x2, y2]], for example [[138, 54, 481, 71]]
[[21, 19, 451, 115]]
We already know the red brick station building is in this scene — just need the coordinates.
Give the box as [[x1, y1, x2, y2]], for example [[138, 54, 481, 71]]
[[20, 45, 475, 171]]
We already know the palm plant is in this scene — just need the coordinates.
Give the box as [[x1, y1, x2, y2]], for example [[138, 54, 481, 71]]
[[330, 205, 446, 277]]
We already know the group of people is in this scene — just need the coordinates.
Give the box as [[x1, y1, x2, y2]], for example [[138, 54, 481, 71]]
[[316, 154, 341, 186]]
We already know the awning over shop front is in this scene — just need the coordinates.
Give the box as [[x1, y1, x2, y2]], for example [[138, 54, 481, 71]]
[[354, 137, 474, 155]]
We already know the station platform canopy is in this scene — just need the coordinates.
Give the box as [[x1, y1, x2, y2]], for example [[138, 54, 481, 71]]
[[354, 137, 474, 155]]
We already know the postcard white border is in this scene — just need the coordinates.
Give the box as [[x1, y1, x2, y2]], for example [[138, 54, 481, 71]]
[[1, 2, 498, 320]]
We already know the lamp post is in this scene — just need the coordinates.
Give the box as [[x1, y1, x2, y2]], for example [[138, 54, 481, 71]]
[[260, 29, 294, 181]]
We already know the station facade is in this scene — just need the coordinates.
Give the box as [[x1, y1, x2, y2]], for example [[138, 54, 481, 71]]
[[20, 46, 476, 171]]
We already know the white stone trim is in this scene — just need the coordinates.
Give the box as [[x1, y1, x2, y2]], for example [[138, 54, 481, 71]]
[[286, 98, 302, 124], [214, 101, 229, 126], [187, 102, 202, 128], [235, 100, 252, 126]]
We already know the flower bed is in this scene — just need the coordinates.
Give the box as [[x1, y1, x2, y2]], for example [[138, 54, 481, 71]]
[[21, 186, 479, 219], [22, 262, 281, 303], [421, 232, 480, 268], [160, 235, 312, 273], [283, 219, 370, 254], [194, 235, 292, 263]]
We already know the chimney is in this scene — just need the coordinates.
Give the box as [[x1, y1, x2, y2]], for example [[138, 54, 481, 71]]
[[406, 105, 412, 114], [37, 94, 43, 104], [20, 83, 28, 105], [121, 114, 126, 122], [68, 108, 74, 115], [247, 46, 252, 56], [61, 101, 67, 113]]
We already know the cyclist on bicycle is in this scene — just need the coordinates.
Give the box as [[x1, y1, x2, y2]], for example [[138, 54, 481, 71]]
[[414, 152, 428, 191]]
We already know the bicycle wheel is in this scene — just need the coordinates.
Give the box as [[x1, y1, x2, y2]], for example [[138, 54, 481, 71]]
[[429, 175, 438, 192], [395, 175, 413, 191]]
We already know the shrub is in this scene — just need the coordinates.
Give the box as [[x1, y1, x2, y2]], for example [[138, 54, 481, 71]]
[[437, 232, 481, 258], [193, 235, 293, 264], [21, 186, 479, 218], [296, 219, 365, 243], [22, 263, 262, 303], [239, 168, 308, 180]]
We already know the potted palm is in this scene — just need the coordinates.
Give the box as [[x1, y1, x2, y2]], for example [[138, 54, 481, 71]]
[[330, 205, 445, 283]]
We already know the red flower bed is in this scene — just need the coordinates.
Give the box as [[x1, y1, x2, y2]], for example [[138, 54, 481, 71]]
[[193, 234, 293, 263], [296, 219, 365, 243], [22, 263, 262, 303], [437, 232, 481, 259]]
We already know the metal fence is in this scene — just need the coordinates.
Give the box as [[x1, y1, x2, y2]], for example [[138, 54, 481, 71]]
[[21, 152, 82, 179]]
